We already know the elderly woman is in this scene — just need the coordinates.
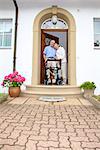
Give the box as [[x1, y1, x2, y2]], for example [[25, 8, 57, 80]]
[[54, 43, 67, 85]]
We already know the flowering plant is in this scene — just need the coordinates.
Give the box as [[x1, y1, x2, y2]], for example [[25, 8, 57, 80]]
[[1, 71, 25, 87]]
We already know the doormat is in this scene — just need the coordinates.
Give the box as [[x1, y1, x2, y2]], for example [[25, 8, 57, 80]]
[[39, 96, 66, 102]]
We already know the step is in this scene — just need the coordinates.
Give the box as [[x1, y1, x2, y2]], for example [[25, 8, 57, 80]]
[[21, 85, 83, 98]]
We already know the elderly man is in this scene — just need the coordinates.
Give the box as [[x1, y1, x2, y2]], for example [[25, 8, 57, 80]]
[[43, 40, 56, 63], [43, 40, 56, 84]]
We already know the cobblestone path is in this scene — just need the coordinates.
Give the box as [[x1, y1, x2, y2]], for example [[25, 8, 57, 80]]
[[0, 97, 99, 150]]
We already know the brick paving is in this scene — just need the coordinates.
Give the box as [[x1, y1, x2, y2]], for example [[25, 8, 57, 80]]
[[0, 97, 99, 150]]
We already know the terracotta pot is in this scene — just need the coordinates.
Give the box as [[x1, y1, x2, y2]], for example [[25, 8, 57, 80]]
[[9, 87, 21, 97]]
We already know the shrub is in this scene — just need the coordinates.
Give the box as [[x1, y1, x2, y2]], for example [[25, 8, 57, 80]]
[[80, 81, 96, 90]]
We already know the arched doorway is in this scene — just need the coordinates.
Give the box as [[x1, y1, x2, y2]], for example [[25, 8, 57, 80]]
[[41, 17, 68, 84], [32, 6, 76, 85]]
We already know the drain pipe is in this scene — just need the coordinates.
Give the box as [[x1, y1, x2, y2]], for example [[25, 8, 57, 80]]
[[12, 0, 18, 72]]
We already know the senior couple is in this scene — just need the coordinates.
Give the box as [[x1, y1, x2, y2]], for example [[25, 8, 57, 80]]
[[43, 40, 67, 85]]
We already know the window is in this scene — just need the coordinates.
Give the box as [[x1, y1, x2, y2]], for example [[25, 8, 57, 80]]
[[94, 18, 100, 48], [0, 19, 12, 48], [41, 17, 68, 29]]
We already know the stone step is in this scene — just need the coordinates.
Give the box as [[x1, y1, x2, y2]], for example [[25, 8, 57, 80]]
[[21, 85, 83, 98]]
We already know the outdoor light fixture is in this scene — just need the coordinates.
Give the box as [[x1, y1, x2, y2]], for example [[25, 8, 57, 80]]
[[51, 15, 58, 25]]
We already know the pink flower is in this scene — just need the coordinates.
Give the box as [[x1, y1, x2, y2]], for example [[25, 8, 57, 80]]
[[18, 75, 21, 77], [7, 74, 13, 79], [13, 78, 18, 82], [9, 78, 13, 82], [4, 76, 8, 80], [1, 82, 4, 86], [13, 71, 18, 76], [22, 77, 25, 82], [11, 74, 15, 78], [1, 71, 25, 87]]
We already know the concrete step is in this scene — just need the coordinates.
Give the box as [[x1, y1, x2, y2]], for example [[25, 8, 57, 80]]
[[21, 85, 83, 98]]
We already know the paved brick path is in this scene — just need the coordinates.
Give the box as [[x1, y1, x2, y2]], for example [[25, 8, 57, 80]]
[[0, 97, 100, 150]]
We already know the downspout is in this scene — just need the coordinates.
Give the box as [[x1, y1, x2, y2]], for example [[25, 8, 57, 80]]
[[12, 0, 18, 72]]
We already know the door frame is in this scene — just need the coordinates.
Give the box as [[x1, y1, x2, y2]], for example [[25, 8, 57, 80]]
[[41, 30, 59, 84], [32, 6, 76, 85], [41, 29, 68, 84]]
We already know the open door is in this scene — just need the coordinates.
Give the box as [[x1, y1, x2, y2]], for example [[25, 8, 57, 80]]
[[41, 30, 59, 84]]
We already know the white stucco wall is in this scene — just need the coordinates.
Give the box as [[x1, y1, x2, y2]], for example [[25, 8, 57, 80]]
[[0, 1, 100, 94], [0, 2, 15, 93], [75, 8, 100, 94]]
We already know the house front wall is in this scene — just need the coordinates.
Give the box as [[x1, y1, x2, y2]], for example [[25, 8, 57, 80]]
[[0, 1, 100, 94]]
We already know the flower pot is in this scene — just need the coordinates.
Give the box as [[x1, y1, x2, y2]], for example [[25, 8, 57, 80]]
[[84, 89, 94, 98], [9, 87, 21, 97]]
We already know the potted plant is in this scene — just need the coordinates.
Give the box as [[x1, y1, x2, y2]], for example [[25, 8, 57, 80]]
[[1, 71, 25, 97], [80, 81, 96, 98]]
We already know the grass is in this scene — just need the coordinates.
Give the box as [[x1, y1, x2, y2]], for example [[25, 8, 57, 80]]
[[93, 95, 100, 102], [0, 93, 3, 97], [0, 93, 8, 104]]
